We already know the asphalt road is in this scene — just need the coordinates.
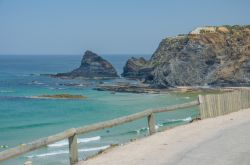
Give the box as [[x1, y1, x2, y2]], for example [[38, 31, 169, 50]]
[[77, 109, 250, 165]]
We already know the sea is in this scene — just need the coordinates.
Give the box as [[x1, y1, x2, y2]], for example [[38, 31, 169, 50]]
[[0, 55, 199, 165]]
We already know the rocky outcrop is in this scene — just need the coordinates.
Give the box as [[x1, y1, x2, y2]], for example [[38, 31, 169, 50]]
[[36, 94, 87, 99], [122, 25, 250, 88], [54, 51, 118, 78], [121, 57, 153, 79]]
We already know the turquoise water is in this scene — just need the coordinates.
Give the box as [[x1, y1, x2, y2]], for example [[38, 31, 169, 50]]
[[0, 55, 198, 165]]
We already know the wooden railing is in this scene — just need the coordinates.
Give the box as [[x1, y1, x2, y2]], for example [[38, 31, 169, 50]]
[[0, 100, 200, 165]]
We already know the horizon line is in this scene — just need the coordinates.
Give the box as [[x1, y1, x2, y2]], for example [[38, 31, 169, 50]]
[[0, 53, 152, 56]]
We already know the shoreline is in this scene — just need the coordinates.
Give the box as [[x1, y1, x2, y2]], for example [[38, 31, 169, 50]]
[[94, 83, 242, 94], [77, 108, 250, 165]]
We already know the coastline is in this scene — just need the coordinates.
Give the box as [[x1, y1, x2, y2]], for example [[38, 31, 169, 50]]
[[1, 53, 250, 165], [95, 82, 241, 94], [77, 108, 250, 165]]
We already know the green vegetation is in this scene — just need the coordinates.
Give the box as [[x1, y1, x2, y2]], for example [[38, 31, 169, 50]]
[[223, 25, 250, 30], [39, 94, 87, 99], [199, 28, 217, 34], [200, 29, 210, 34]]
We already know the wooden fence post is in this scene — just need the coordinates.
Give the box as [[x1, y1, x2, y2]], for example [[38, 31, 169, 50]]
[[68, 133, 78, 165], [198, 95, 205, 119], [147, 113, 156, 135]]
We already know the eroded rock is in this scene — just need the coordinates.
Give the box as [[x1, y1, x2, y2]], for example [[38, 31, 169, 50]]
[[54, 51, 118, 79]]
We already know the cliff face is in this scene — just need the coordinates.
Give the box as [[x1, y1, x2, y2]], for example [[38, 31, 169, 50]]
[[54, 51, 118, 78], [122, 25, 250, 87]]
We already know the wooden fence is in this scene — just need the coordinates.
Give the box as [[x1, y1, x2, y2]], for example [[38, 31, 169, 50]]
[[1, 90, 250, 165], [0, 101, 199, 165], [199, 90, 250, 119]]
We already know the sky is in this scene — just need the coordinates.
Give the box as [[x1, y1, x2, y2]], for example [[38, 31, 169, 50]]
[[0, 0, 249, 55]]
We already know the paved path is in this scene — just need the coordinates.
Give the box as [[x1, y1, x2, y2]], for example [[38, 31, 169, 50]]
[[77, 109, 250, 165]]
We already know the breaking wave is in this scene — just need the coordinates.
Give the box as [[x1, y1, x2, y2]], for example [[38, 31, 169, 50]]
[[27, 145, 110, 158], [129, 117, 192, 134], [0, 90, 14, 93], [48, 136, 101, 147]]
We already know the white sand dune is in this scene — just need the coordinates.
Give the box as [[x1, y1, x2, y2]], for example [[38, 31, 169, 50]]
[[77, 108, 250, 165]]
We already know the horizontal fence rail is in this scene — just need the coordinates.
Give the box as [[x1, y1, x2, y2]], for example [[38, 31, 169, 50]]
[[76, 100, 200, 135], [0, 128, 77, 162], [0, 100, 199, 164]]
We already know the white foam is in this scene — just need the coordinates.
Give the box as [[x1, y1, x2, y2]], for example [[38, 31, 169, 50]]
[[166, 117, 192, 122], [182, 117, 192, 122], [27, 150, 68, 158], [155, 124, 163, 130], [78, 84, 85, 87], [0, 90, 14, 93], [134, 117, 192, 134], [48, 141, 68, 147], [78, 145, 110, 152], [134, 127, 148, 134], [32, 81, 45, 85], [48, 136, 101, 147], [27, 145, 110, 158], [78, 136, 101, 143]]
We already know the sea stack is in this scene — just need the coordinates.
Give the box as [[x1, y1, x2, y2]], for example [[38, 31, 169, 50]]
[[54, 50, 119, 78], [121, 57, 153, 79], [122, 25, 250, 88]]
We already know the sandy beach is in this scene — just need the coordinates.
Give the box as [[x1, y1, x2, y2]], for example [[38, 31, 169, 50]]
[[78, 108, 250, 165]]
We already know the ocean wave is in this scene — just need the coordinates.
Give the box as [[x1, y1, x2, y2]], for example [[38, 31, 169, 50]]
[[0, 95, 76, 100], [26, 81, 47, 86], [48, 87, 65, 90], [48, 136, 101, 147], [0, 96, 27, 100], [155, 123, 163, 130], [163, 116, 192, 123], [25, 96, 63, 100], [27, 145, 110, 158], [25, 96, 50, 99], [128, 117, 192, 134], [78, 145, 110, 152], [0, 95, 50, 101], [133, 124, 162, 134], [0, 90, 14, 93], [27, 150, 68, 158], [135, 127, 148, 134], [31, 81, 45, 85], [2, 122, 58, 130]]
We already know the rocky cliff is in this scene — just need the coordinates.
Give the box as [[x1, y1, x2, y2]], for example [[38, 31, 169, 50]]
[[122, 25, 250, 87], [54, 50, 118, 78]]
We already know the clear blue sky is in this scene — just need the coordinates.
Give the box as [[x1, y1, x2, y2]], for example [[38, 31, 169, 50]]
[[0, 0, 249, 55]]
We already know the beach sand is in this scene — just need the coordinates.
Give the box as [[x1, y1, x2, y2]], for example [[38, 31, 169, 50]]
[[77, 108, 250, 165]]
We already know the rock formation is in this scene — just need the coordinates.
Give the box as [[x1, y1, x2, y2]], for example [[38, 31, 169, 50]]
[[122, 25, 250, 87], [121, 57, 153, 79], [54, 50, 118, 78]]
